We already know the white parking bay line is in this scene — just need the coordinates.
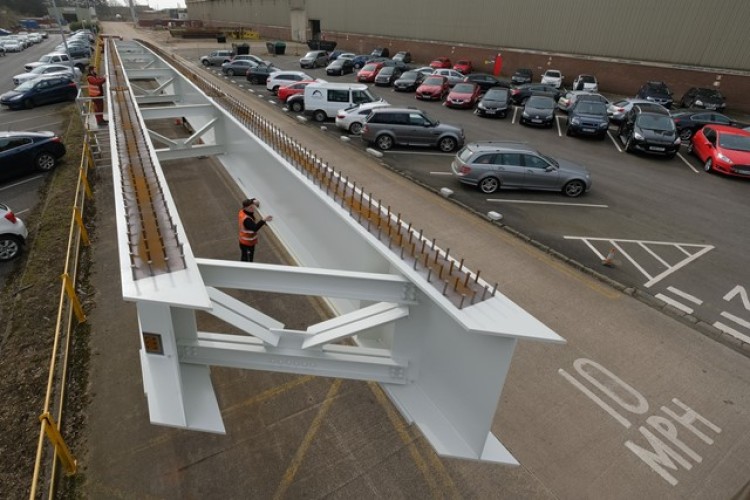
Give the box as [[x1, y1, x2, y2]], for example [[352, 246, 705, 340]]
[[677, 152, 699, 173], [512, 106, 519, 124], [487, 199, 608, 208], [655, 293, 694, 314], [555, 116, 563, 137], [0, 175, 44, 191], [607, 130, 623, 153]]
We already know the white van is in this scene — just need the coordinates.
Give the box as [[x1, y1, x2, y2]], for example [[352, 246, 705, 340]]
[[303, 82, 385, 122]]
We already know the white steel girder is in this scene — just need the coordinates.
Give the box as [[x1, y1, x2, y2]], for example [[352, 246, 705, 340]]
[[107, 39, 565, 465]]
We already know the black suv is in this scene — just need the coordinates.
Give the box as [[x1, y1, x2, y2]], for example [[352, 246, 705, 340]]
[[618, 104, 680, 158], [566, 98, 610, 139], [636, 81, 674, 109], [679, 87, 727, 111], [511, 68, 533, 85]]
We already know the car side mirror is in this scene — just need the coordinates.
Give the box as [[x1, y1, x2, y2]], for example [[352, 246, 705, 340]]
[[545, 165, 555, 172]]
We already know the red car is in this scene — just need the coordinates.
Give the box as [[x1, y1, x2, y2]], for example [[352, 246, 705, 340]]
[[429, 57, 452, 69], [277, 80, 316, 103], [688, 125, 750, 178], [357, 62, 384, 83], [415, 75, 450, 101], [453, 60, 473, 74], [444, 82, 481, 109]]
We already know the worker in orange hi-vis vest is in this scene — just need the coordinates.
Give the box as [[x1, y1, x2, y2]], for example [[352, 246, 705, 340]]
[[87, 66, 107, 125], [238, 198, 273, 262]]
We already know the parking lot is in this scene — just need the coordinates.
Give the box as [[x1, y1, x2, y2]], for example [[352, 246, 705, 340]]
[[177, 45, 750, 346]]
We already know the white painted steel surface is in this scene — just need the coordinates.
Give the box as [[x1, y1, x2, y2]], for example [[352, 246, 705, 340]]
[[109, 39, 565, 464]]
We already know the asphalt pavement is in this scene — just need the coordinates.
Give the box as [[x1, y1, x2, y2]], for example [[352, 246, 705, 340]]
[[81, 23, 750, 499]]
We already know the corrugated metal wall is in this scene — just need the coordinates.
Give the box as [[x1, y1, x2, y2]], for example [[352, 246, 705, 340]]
[[187, 0, 750, 71]]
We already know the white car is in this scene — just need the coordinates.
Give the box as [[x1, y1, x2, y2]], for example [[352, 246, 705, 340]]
[[0, 203, 28, 262], [541, 69, 564, 89], [24, 53, 72, 72], [430, 68, 466, 87], [2, 40, 22, 53], [335, 101, 390, 135], [572, 74, 599, 92], [337, 52, 356, 61], [13, 64, 81, 86], [266, 70, 313, 93]]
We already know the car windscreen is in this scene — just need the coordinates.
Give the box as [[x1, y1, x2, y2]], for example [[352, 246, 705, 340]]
[[400, 71, 418, 80], [15, 80, 37, 91], [545, 71, 561, 78], [423, 76, 444, 86], [575, 102, 607, 115], [485, 89, 508, 100], [527, 96, 554, 109], [719, 134, 750, 152], [362, 64, 378, 71], [452, 84, 474, 93], [304, 52, 319, 58], [580, 75, 596, 83], [637, 114, 675, 131], [352, 89, 376, 104], [379, 67, 395, 75]]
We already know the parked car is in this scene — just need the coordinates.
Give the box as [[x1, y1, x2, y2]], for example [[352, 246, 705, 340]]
[[453, 60, 473, 74], [336, 52, 356, 61], [430, 68, 465, 87], [572, 74, 599, 92], [351, 54, 374, 70], [299, 50, 328, 69], [451, 141, 591, 197], [463, 73, 510, 92], [335, 101, 391, 135], [267, 70, 313, 93], [232, 54, 270, 66], [2, 40, 22, 53], [200, 49, 234, 66], [415, 75, 450, 101], [221, 59, 258, 77], [392, 51, 412, 64], [636, 81, 674, 109], [444, 82, 481, 109], [618, 104, 680, 157], [357, 62, 384, 83], [476, 87, 511, 118], [607, 98, 665, 123], [13, 64, 81, 86], [370, 47, 390, 58], [671, 111, 736, 141], [0, 203, 29, 261], [246, 63, 278, 84], [429, 57, 452, 69], [277, 80, 316, 103], [414, 66, 435, 77], [361, 107, 464, 152], [520, 96, 556, 128], [510, 83, 561, 105], [374, 66, 402, 86], [566, 99, 610, 138], [0, 75, 78, 110], [326, 58, 354, 76], [393, 70, 425, 92], [540, 69, 564, 89], [557, 91, 608, 113], [688, 125, 750, 177], [679, 87, 727, 111], [0, 130, 66, 182]]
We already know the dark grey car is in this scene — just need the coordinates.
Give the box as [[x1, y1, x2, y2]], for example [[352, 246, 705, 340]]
[[361, 107, 465, 152], [476, 88, 511, 118], [566, 100, 610, 138], [520, 96, 556, 127], [451, 142, 592, 197]]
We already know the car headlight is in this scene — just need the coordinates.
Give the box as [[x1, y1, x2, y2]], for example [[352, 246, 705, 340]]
[[717, 153, 733, 164], [674, 138, 681, 145], [599, 122, 608, 128], [634, 132, 644, 140], [695, 100, 703, 106], [522, 111, 529, 118], [571, 117, 580, 125], [477, 102, 485, 109]]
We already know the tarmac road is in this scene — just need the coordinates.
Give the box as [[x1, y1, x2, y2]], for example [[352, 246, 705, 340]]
[[83, 23, 750, 499]]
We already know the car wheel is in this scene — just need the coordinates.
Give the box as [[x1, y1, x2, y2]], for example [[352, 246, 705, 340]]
[[349, 122, 363, 135], [479, 177, 500, 194], [272, 85, 280, 94], [686, 142, 694, 155], [563, 180, 585, 198], [35, 152, 57, 171], [566, 126, 573, 136], [313, 110, 327, 122], [24, 98, 35, 109], [679, 129, 693, 141], [375, 134, 394, 151], [438, 137, 457, 153], [340, 69, 344, 76], [250, 76, 260, 84], [290, 100, 304, 113], [227, 69, 235, 76], [704, 158, 713, 173], [624, 135, 634, 153], [201, 59, 210, 67], [0, 235, 23, 261]]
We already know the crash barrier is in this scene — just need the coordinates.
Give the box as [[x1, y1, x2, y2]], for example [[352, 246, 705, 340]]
[[136, 39, 497, 308]]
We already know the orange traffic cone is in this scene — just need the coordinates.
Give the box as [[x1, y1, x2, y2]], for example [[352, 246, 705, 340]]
[[602, 248, 616, 267]]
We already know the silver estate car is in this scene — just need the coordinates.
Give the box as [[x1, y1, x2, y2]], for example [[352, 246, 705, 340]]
[[451, 142, 592, 197]]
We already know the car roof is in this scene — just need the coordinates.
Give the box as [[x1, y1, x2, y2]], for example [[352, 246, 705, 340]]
[[0, 130, 55, 139], [708, 124, 749, 135], [465, 141, 536, 154], [633, 103, 670, 115], [371, 107, 423, 114]]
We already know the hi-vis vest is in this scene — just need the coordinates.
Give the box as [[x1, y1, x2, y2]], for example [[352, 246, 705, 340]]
[[238, 209, 258, 246]]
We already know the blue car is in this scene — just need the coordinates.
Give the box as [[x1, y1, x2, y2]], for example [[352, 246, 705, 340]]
[[0, 131, 67, 182], [0, 75, 78, 110], [352, 54, 374, 69]]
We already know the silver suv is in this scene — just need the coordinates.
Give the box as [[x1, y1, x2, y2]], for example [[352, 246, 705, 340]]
[[0, 203, 28, 261], [200, 50, 234, 67], [451, 142, 592, 197], [361, 108, 464, 152]]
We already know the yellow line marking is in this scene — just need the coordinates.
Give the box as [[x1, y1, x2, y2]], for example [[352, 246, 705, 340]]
[[273, 379, 343, 500], [222, 375, 315, 415], [368, 382, 460, 498]]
